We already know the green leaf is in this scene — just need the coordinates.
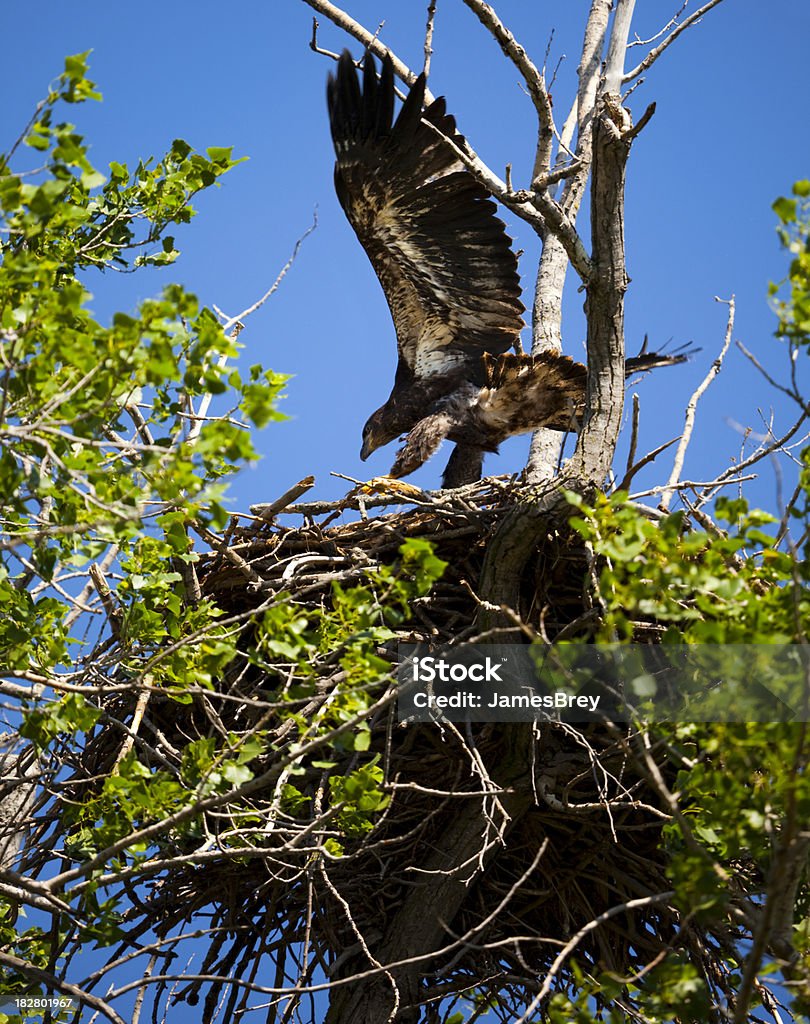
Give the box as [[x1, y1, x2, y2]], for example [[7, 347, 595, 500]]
[[773, 195, 797, 224]]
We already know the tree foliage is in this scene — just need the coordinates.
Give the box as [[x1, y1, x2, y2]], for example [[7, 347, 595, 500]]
[[0, 54, 292, 1020]]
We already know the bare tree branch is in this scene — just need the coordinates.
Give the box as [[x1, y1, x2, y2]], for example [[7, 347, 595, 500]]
[[219, 211, 318, 333], [301, 0, 435, 98], [422, 0, 438, 77], [623, 0, 727, 83], [661, 295, 735, 510], [460, 0, 555, 175], [527, 1, 611, 480], [603, 0, 637, 93], [419, 118, 594, 280], [616, 434, 681, 493], [628, 2, 689, 47], [515, 891, 676, 1024], [736, 338, 804, 406], [184, 214, 316, 447], [696, 410, 810, 509]]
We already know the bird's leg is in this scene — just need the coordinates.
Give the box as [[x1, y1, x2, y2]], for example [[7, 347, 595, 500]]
[[441, 444, 484, 488], [389, 411, 454, 479]]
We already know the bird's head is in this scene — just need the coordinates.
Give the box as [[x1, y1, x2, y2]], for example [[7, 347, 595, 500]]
[[360, 407, 396, 461]]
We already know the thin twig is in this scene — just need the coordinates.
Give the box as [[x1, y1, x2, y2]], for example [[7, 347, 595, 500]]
[[631, 474, 757, 501], [695, 412, 810, 509], [64, 545, 120, 631], [185, 215, 316, 448], [628, 2, 689, 47], [250, 477, 317, 521], [616, 436, 681, 493], [423, 0, 438, 77], [623, 0, 727, 83], [301, 0, 434, 97], [219, 212, 318, 333], [458, 0, 552, 134], [660, 296, 734, 510], [310, 18, 340, 60], [736, 339, 803, 406], [625, 393, 641, 478]]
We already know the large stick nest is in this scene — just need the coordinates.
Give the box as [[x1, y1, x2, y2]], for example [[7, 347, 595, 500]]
[[70, 479, 739, 1020]]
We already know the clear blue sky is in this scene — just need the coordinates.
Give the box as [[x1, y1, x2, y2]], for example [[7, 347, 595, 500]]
[[3, 0, 809, 514]]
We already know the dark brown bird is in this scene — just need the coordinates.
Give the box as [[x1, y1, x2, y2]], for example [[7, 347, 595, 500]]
[[327, 50, 686, 487]]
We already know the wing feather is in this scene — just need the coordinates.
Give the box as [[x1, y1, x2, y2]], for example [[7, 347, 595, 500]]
[[475, 353, 587, 439], [328, 50, 524, 380]]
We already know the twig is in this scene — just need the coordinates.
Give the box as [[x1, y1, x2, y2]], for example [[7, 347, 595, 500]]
[[623, 0, 727, 83], [628, 2, 689, 47], [110, 686, 152, 776], [185, 215, 316, 449], [616, 436, 681, 493], [250, 476, 316, 521], [459, 0, 554, 170], [735, 339, 803, 406], [64, 544, 120, 631], [183, 320, 244, 447], [624, 393, 641, 478], [630, 474, 757, 501], [310, 18, 340, 60], [301, 0, 433, 97], [515, 892, 676, 1024], [125, 403, 155, 446], [660, 295, 734, 510], [219, 212, 318, 333], [623, 101, 657, 141], [621, 76, 646, 103], [423, 0, 438, 77], [531, 157, 583, 191], [775, 482, 803, 548]]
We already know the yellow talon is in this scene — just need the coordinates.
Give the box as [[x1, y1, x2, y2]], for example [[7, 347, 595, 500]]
[[356, 477, 423, 498]]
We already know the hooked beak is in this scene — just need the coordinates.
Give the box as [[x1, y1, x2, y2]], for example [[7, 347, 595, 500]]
[[360, 440, 372, 462]]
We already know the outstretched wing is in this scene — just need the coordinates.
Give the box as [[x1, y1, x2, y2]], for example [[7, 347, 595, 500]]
[[327, 50, 525, 382]]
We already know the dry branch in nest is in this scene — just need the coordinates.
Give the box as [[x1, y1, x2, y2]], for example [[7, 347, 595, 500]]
[[66, 479, 742, 1020]]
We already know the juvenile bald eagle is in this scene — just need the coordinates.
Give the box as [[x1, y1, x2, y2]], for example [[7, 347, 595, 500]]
[[327, 50, 685, 487]]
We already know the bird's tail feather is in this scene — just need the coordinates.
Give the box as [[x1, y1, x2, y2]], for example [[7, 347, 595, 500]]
[[625, 339, 698, 375]]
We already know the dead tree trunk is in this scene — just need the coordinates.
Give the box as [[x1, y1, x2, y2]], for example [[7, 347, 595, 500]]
[[479, 91, 640, 625]]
